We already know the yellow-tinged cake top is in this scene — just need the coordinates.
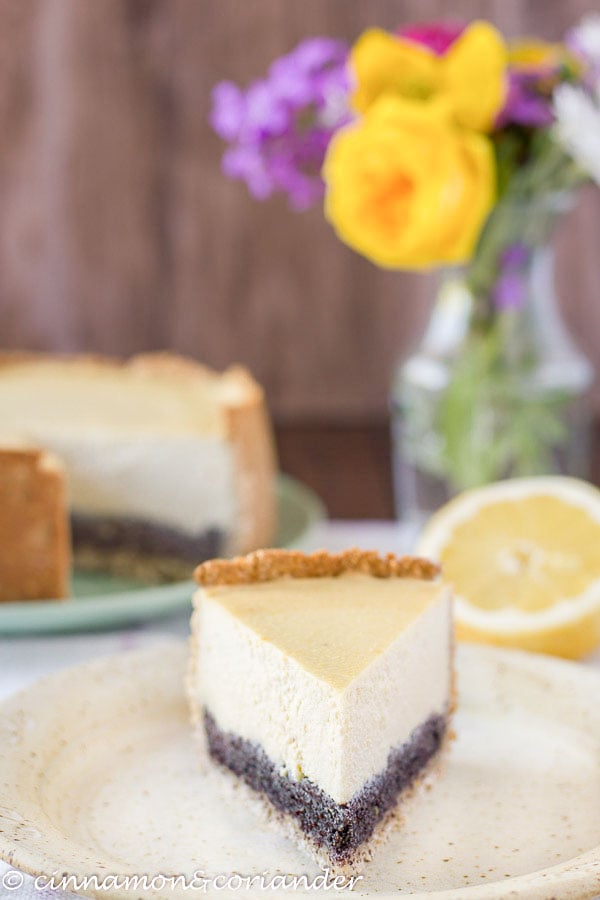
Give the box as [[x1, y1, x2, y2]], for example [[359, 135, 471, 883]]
[[201, 572, 446, 690], [0, 352, 259, 437]]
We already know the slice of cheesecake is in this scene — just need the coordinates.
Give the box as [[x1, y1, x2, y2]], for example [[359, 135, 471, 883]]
[[0, 352, 276, 584], [187, 548, 454, 872], [0, 447, 70, 601]]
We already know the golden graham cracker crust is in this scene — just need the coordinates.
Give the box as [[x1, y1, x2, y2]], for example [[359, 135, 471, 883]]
[[0, 448, 70, 601], [194, 547, 440, 587]]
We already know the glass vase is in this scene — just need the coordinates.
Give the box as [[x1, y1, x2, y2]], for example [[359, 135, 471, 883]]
[[391, 194, 595, 526]]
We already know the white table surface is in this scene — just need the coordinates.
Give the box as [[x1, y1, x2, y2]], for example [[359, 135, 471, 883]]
[[1, 520, 599, 898]]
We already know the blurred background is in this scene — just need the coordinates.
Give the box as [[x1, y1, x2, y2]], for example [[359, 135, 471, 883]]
[[1, 0, 599, 517]]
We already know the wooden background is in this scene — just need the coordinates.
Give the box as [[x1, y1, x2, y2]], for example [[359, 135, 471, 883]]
[[1, 0, 599, 423]]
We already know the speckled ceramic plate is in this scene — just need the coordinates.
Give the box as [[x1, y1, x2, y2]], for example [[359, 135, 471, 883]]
[[1, 642, 599, 899], [0, 475, 325, 635]]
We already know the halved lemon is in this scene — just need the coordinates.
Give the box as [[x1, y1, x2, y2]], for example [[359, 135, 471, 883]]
[[416, 477, 600, 659]]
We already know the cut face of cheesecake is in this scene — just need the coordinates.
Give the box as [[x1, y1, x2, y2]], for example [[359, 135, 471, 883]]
[[187, 549, 454, 871], [0, 447, 70, 601], [0, 353, 276, 583]]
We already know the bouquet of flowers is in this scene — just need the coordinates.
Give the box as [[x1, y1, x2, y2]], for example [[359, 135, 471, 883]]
[[211, 16, 600, 509]]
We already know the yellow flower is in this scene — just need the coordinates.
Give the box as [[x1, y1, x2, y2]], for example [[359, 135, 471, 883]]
[[509, 39, 565, 70], [443, 22, 508, 132], [351, 21, 507, 132], [508, 39, 584, 81], [323, 96, 495, 270], [351, 30, 439, 112]]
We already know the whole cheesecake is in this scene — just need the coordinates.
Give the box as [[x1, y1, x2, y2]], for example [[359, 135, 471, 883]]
[[187, 548, 454, 872], [0, 352, 276, 587]]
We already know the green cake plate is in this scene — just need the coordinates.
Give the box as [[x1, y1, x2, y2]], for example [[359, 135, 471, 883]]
[[0, 475, 325, 636]]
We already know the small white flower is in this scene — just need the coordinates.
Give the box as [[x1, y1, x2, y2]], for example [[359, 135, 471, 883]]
[[569, 13, 600, 69], [553, 83, 600, 185]]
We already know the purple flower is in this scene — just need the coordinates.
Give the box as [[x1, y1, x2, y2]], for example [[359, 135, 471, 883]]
[[496, 70, 555, 128], [222, 145, 273, 200], [501, 242, 530, 269], [271, 37, 350, 103], [210, 82, 245, 141], [244, 81, 290, 138], [493, 271, 527, 310], [210, 37, 351, 210], [493, 243, 531, 310]]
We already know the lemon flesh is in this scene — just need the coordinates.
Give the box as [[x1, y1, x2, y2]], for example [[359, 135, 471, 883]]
[[417, 478, 600, 659], [440, 495, 600, 614]]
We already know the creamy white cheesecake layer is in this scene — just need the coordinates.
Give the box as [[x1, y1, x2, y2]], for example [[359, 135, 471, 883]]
[[0, 361, 240, 535], [33, 431, 236, 534], [194, 575, 452, 804]]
